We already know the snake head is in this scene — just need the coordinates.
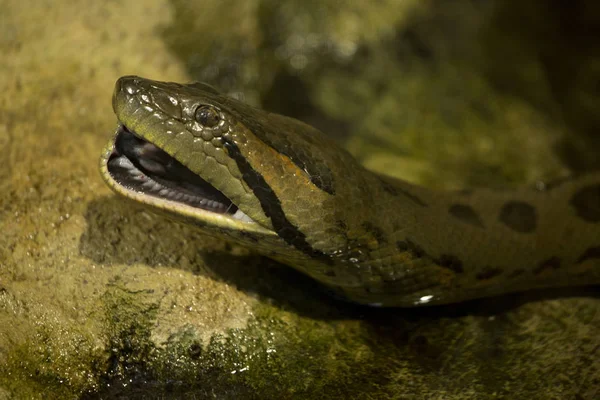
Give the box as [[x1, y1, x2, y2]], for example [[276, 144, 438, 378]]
[[101, 76, 372, 266]]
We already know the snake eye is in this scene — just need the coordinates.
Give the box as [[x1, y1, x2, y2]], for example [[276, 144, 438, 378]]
[[195, 105, 220, 128]]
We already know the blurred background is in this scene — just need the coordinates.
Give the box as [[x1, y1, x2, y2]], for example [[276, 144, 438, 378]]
[[1, 0, 599, 398]]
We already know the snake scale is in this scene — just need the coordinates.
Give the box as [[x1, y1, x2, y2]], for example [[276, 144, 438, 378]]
[[100, 76, 600, 307]]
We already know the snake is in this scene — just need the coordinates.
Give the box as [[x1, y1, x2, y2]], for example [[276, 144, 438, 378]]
[[100, 76, 600, 307]]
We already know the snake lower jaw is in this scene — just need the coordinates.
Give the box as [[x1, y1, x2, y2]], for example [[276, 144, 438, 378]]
[[103, 124, 256, 224]]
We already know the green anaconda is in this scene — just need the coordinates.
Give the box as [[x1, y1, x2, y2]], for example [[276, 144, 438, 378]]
[[100, 76, 600, 307]]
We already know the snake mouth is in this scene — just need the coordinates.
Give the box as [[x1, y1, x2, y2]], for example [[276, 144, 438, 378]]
[[106, 124, 253, 221]]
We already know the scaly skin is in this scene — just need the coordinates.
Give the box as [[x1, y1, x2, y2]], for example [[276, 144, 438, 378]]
[[100, 76, 600, 306]]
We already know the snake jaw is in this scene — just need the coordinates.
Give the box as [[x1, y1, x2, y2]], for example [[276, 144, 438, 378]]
[[101, 123, 261, 226]]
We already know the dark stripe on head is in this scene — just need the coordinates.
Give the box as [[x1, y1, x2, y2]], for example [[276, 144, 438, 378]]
[[220, 98, 337, 195], [222, 137, 332, 263]]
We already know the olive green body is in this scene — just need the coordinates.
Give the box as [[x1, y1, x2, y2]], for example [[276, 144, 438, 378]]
[[101, 76, 600, 306]]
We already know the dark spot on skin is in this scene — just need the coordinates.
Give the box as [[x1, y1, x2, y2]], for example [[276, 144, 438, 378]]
[[362, 221, 386, 244], [325, 270, 336, 277], [397, 239, 426, 258], [378, 177, 428, 207], [570, 184, 600, 222], [533, 256, 561, 275], [508, 268, 525, 279], [577, 246, 600, 263], [435, 254, 464, 273], [476, 267, 503, 280], [448, 204, 485, 228], [499, 201, 537, 233]]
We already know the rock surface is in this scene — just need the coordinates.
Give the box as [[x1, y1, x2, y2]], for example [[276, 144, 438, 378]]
[[1, 0, 599, 398]]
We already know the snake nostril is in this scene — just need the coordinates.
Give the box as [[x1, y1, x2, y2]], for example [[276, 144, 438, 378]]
[[113, 77, 143, 114], [116, 76, 140, 95]]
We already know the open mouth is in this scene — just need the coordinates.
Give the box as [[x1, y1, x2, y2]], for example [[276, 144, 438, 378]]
[[106, 124, 253, 222]]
